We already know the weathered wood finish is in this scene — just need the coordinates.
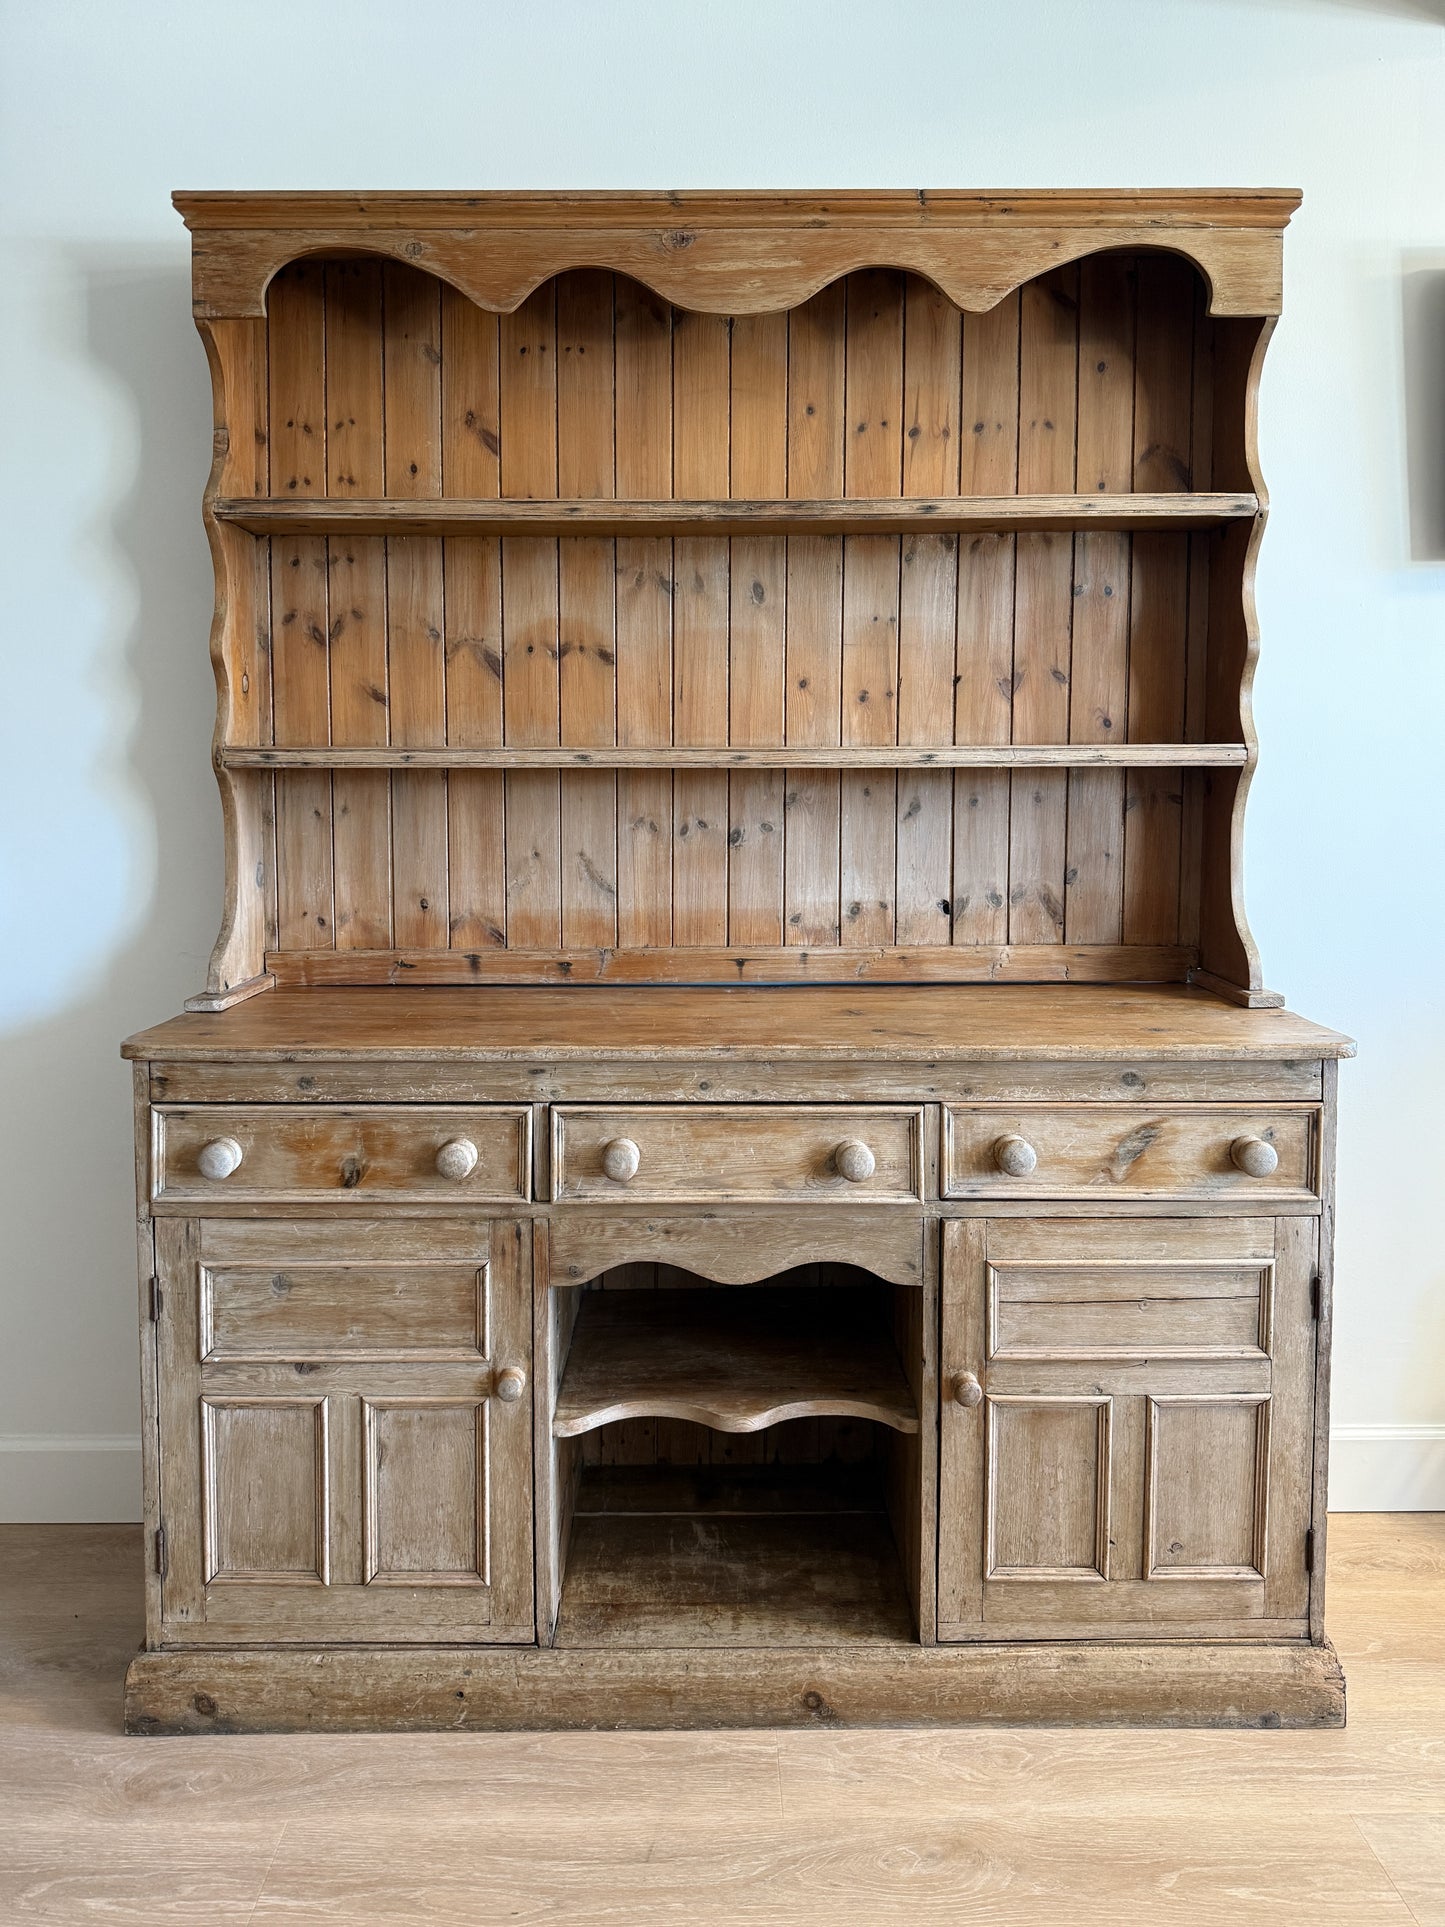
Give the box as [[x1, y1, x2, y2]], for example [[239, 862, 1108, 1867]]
[[178, 194, 1299, 1003], [123, 187, 1344, 1733]]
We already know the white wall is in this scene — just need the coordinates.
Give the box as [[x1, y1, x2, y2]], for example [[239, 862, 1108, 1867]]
[[1, 0, 1441, 1518]]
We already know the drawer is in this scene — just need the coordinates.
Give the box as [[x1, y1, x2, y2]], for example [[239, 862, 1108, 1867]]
[[942, 1105, 1318, 1202], [152, 1106, 532, 1206], [550, 1105, 924, 1204]]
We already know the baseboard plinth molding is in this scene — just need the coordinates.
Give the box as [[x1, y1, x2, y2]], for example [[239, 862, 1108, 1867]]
[[125, 1637, 1346, 1735]]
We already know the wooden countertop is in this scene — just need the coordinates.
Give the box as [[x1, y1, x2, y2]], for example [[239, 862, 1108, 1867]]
[[123, 986, 1354, 1065]]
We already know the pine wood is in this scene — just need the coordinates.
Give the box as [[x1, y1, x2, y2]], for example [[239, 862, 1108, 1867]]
[[119, 185, 1348, 1734]]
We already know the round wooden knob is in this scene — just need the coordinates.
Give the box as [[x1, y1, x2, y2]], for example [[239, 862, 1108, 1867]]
[[197, 1137, 243, 1182], [833, 1138, 876, 1183], [1231, 1135, 1279, 1178], [952, 1371, 984, 1409], [435, 1138, 479, 1182], [493, 1366, 527, 1404], [601, 1138, 641, 1184], [993, 1134, 1038, 1178]]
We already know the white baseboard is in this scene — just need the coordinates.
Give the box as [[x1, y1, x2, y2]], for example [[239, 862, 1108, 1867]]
[[1, 1427, 1442, 1522], [1328, 1425, 1445, 1512], [0, 1436, 142, 1523]]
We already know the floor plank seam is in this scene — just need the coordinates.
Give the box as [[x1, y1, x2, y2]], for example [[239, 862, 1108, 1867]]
[[243, 1816, 291, 1925], [1347, 1813, 1427, 1926]]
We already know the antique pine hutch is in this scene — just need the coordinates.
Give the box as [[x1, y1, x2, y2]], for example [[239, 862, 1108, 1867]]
[[122, 190, 1352, 1731]]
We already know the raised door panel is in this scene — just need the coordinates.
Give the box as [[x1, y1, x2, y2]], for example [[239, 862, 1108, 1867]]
[[202, 1397, 330, 1583], [987, 1396, 1110, 1580], [156, 1217, 533, 1644], [938, 1216, 1315, 1641]]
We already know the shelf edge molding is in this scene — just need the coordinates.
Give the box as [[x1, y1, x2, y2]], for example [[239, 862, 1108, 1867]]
[[552, 1395, 919, 1440], [214, 491, 1259, 537]]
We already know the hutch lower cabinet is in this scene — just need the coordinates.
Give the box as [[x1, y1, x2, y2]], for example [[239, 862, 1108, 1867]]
[[123, 190, 1351, 1730], [123, 986, 1349, 1731]]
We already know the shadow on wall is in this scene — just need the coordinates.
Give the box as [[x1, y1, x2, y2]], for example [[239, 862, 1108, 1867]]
[[1403, 259, 1445, 563], [0, 254, 218, 1476]]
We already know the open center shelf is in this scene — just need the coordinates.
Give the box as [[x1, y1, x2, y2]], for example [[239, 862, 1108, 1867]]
[[552, 1285, 920, 1438]]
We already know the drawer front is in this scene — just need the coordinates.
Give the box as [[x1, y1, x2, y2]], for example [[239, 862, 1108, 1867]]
[[153, 1106, 532, 1206], [942, 1105, 1319, 1202], [551, 1105, 924, 1204]]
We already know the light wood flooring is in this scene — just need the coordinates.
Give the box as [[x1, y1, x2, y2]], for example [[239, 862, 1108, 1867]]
[[1, 1515, 1442, 1923]]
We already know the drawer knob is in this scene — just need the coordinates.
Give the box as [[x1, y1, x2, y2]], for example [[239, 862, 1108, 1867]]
[[1231, 1135, 1279, 1178], [493, 1365, 527, 1404], [435, 1138, 479, 1182], [197, 1137, 243, 1182], [601, 1137, 641, 1184], [833, 1138, 876, 1184], [952, 1371, 984, 1409], [993, 1134, 1038, 1178]]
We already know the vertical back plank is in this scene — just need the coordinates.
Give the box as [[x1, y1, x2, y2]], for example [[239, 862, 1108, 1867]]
[[325, 261, 392, 950], [500, 284, 562, 948], [952, 292, 1018, 945], [1125, 257, 1196, 945], [1066, 254, 1135, 945], [383, 265, 448, 948], [557, 272, 619, 947], [840, 272, 903, 947], [672, 311, 731, 944], [727, 314, 789, 943], [1180, 278, 1217, 951], [268, 262, 333, 949], [441, 287, 506, 950], [615, 280, 674, 945], [896, 277, 961, 944], [784, 283, 846, 946], [1009, 266, 1079, 945]]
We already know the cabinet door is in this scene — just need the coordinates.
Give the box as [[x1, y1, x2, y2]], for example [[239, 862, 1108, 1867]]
[[156, 1217, 533, 1644], [938, 1216, 1316, 1641]]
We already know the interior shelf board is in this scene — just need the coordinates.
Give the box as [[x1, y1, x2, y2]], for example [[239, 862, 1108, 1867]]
[[552, 1287, 920, 1440], [213, 491, 1260, 538], [220, 743, 1249, 772]]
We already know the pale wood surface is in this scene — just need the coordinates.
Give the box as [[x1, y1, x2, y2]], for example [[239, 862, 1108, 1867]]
[[8, 1516, 1435, 1921], [223, 742, 1251, 769], [123, 984, 1354, 1062]]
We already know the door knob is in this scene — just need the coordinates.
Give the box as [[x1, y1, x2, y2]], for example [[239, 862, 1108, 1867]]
[[197, 1137, 243, 1181], [1230, 1135, 1279, 1178], [952, 1371, 984, 1409], [493, 1366, 527, 1403], [993, 1134, 1038, 1178], [435, 1138, 479, 1181], [833, 1138, 876, 1183], [601, 1137, 641, 1183]]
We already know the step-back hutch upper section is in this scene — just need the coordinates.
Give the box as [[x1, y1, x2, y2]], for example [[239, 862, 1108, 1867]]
[[175, 189, 1300, 1013]]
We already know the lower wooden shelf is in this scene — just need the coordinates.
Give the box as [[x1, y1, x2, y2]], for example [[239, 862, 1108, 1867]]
[[552, 1287, 920, 1438], [555, 1462, 912, 1649]]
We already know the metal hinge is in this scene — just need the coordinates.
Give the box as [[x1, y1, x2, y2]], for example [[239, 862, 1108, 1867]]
[[1310, 1273, 1322, 1322], [1304, 1527, 1315, 1575], [148, 1276, 163, 1322], [154, 1525, 168, 1577]]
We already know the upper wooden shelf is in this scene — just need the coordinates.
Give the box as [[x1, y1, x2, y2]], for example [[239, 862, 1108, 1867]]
[[219, 744, 1250, 772], [552, 1287, 919, 1440], [214, 493, 1259, 538]]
